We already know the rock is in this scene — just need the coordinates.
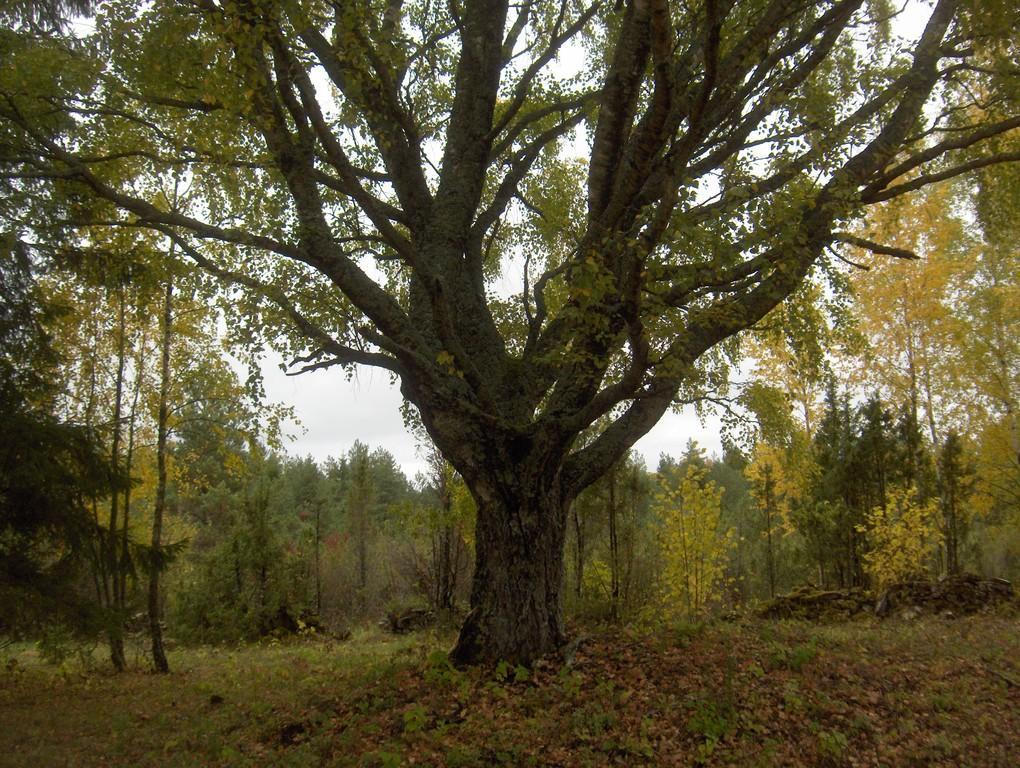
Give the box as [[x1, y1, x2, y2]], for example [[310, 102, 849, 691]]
[[260, 606, 328, 637], [761, 575, 1014, 623], [263, 605, 300, 636], [875, 574, 1014, 618], [383, 606, 434, 634], [297, 610, 325, 633], [757, 586, 873, 621]]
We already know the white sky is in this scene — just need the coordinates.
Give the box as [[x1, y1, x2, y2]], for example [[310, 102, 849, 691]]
[[263, 357, 723, 478]]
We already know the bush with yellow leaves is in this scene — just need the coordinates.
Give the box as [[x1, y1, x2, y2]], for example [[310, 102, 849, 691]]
[[654, 464, 735, 621], [858, 485, 942, 589]]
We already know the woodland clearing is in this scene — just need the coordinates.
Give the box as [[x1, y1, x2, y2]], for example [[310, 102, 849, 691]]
[[2, 615, 1018, 767]]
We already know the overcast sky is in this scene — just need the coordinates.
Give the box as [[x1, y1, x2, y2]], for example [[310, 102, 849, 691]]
[[262, 359, 723, 480]]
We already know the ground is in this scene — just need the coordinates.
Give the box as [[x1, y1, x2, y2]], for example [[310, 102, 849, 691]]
[[2, 616, 1018, 767]]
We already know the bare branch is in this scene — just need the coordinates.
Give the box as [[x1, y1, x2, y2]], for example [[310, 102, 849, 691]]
[[832, 234, 919, 260]]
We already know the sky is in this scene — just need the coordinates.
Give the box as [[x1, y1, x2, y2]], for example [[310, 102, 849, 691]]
[[262, 357, 724, 480]]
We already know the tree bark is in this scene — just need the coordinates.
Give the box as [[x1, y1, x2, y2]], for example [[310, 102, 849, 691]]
[[434, 467, 454, 613], [357, 505, 367, 593], [450, 481, 568, 666], [349, 447, 372, 596]]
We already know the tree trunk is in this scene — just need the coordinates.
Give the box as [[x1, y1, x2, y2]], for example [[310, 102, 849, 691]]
[[357, 505, 367, 592], [313, 502, 322, 615], [148, 277, 172, 674], [571, 507, 584, 600], [434, 473, 455, 613], [763, 465, 777, 600], [349, 449, 372, 596], [436, 524, 455, 612], [607, 466, 620, 620], [107, 286, 128, 673], [119, 332, 146, 618], [450, 484, 568, 666]]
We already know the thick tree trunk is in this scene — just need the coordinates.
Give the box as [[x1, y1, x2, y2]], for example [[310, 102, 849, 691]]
[[450, 484, 568, 666]]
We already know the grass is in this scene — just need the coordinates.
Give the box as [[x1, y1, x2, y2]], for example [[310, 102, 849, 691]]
[[2, 615, 1019, 766]]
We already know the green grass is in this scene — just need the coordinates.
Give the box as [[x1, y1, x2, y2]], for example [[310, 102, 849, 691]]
[[2, 615, 1019, 766], [0, 627, 439, 768]]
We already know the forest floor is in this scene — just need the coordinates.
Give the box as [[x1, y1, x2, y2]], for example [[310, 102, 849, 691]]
[[2, 614, 1019, 767]]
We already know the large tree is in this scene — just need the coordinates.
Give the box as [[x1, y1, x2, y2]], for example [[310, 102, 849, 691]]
[[2, 0, 1019, 663]]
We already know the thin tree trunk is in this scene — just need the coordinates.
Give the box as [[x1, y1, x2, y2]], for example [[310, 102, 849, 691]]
[[623, 463, 642, 606], [314, 502, 322, 615], [430, 528, 441, 609], [148, 277, 172, 673], [802, 396, 814, 442], [357, 503, 367, 592], [572, 506, 584, 600], [350, 451, 371, 596], [107, 286, 128, 672], [84, 314, 108, 605], [607, 466, 620, 620], [763, 467, 776, 600], [441, 525, 455, 611], [119, 329, 146, 619]]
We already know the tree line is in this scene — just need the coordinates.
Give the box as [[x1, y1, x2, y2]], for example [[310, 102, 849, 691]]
[[2, 186, 1015, 671]]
